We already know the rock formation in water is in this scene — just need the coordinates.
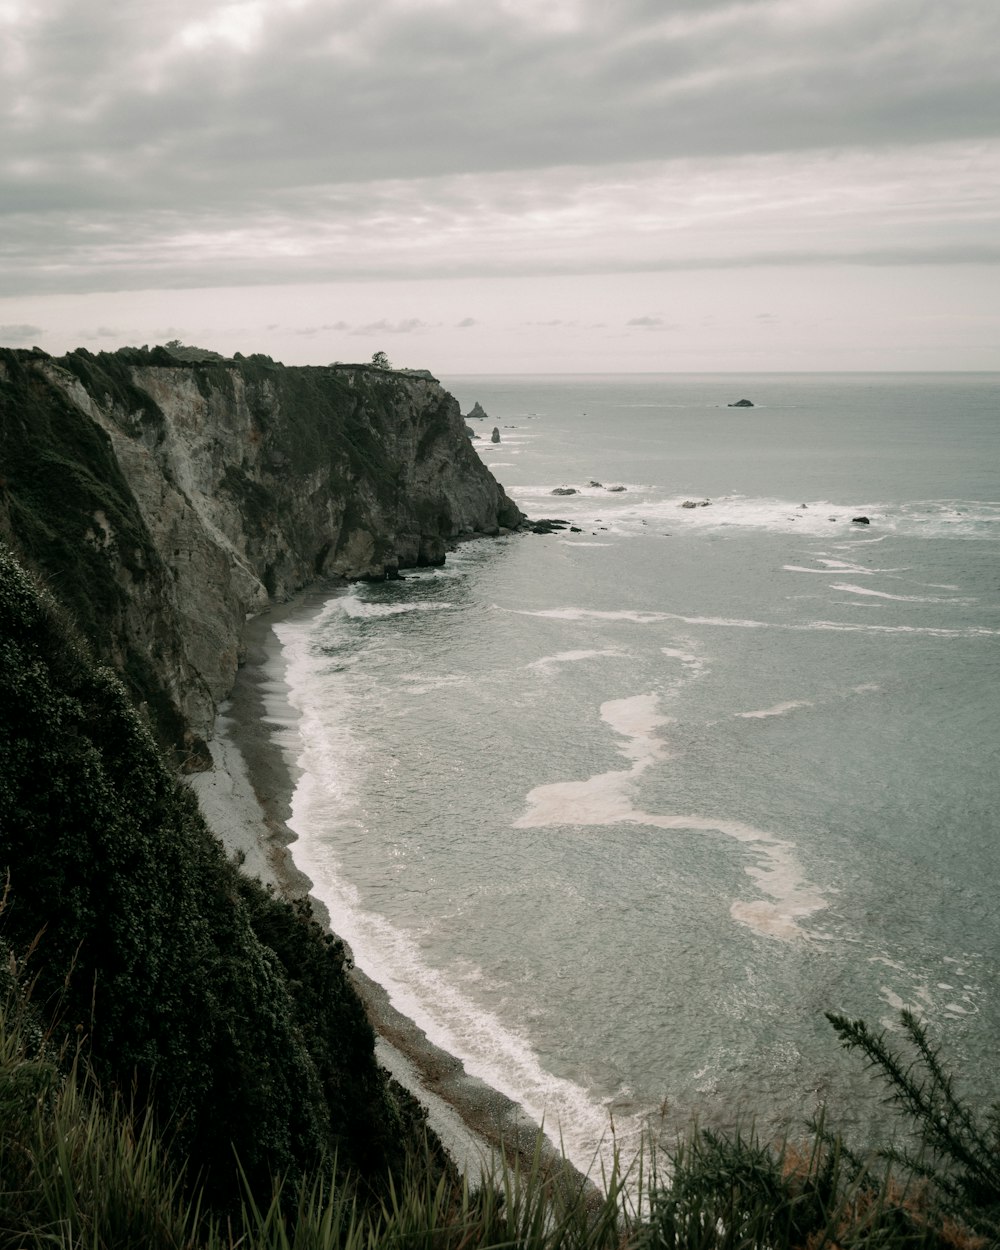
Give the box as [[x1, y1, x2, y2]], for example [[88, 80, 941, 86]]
[[0, 347, 522, 760], [465, 401, 489, 420], [728, 398, 754, 407]]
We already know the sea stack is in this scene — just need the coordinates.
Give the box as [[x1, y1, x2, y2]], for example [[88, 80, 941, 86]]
[[491, 426, 501, 443]]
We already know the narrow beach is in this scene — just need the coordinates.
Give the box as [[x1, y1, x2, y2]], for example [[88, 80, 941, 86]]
[[189, 582, 578, 1184]]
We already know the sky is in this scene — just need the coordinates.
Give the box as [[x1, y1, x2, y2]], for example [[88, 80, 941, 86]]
[[2, 0, 999, 372]]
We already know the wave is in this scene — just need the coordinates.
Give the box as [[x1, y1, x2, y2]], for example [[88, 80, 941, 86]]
[[527, 648, 627, 671], [340, 595, 455, 619], [829, 583, 976, 604], [735, 700, 814, 719], [511, 607, 1000, 638], [506, 490, 1000, 540], [287, 778, 624, 1175]]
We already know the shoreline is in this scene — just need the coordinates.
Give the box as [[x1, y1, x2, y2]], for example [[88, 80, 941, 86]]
[[190, 579, 588, 1187]]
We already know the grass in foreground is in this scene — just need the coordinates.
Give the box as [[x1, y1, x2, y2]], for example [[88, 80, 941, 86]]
[[1, 973, 995, 1249]]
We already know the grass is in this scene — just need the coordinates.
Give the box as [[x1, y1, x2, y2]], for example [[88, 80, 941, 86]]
[[1, 969, 994, 1250]]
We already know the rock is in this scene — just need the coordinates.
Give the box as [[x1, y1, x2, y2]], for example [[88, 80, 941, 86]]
[[465, 425, 479, 439], [728, 398, 754, 407], [551, 486, 578, 495], [588, 479, 603, 488], [491, 426, 501, 443], [1, 347, 524, 750], [524, 518, 570, 534], [852, 515, 871, 525], [680, 499, 711, 508], [569, 526, 582, 532], [606, 485, 626, 492], [466, 401, 489, 420]]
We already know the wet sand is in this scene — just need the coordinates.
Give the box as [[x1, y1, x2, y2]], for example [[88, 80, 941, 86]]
[[190, 581, 584, 1186]]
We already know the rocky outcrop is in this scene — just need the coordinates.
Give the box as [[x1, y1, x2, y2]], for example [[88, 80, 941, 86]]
[[490, 426, 501, 443], [465, 401, 489, 421], [0, 347, 522, 757], [728, 398, 754, 407]]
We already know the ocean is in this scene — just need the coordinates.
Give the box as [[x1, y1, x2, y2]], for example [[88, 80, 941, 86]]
[[267, 374, 1000, 1173]]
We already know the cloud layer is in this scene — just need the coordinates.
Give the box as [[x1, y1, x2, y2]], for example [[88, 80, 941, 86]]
[[2, 0, 998, 367]]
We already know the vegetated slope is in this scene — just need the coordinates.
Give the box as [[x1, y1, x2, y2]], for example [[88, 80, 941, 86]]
[[0, 546, 411, 1203], [0, 346, 522, 758]]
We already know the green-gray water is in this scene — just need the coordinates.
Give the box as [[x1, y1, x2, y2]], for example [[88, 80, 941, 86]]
[[271, 375, 999, 1171]]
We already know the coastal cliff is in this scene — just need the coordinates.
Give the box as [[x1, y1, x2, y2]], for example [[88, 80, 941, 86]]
[[0, 344, 521, 1206], [0, 347, 522, 759]]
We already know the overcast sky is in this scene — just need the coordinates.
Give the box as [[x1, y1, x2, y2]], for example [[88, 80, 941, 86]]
[[2, 0, 999, 371]]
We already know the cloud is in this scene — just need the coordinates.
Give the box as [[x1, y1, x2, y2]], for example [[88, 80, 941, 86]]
[[1, 0, 998, 310], [348, 318, 433, 336], [2, 141, 998, 297], [0, 323, 43, 343], [456, 317, 477, 328], [627, 316, 663, 327]]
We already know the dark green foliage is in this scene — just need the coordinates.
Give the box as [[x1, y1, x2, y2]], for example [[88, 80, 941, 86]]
[[828, 1010, 1000, 1239], [0, 548, 402, 1204], [237, 886, 408, 1180]]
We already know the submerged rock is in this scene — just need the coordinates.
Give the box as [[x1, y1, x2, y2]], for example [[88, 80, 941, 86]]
[[728, 398, 754, 407], [681, 499, 712, 508], [525, 518, 570, 534], [551, 486, 578, 495], [606, 485, 627, 492], [852, 515, 871, 525]]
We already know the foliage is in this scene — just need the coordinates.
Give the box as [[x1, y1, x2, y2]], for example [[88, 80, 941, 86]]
[[370, 350, 391, 369], [828, 1010, 1000, 1239], [0, 547, 404, 1205]]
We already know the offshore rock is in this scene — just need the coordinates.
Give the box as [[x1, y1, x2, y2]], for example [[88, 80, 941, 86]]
[[728, 398, 754, 407], [551, 486, 578, 495], [852, 515, 871, 525], [466, 401, 489, 420], [0, 348, 522, 754], [491, 426, 501, 443]]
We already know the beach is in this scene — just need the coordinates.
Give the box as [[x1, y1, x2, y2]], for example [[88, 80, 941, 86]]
[[189, 582, 577, 1184]]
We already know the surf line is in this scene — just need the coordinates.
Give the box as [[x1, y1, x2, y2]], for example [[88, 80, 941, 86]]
[[513, 693, 827, 943]]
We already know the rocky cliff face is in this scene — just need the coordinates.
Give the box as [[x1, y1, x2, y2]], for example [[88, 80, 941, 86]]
[[0, 347, 522, 759]]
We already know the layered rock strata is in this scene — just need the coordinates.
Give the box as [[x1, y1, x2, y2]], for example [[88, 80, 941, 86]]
[[0, 347, 522, 758]]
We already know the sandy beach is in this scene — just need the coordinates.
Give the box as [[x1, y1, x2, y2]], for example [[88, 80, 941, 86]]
[[189, 582, 578, 1184]]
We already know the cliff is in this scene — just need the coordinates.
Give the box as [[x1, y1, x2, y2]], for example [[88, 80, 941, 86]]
[[0, 545, 426, 1203], [0, 347, 522, 760]]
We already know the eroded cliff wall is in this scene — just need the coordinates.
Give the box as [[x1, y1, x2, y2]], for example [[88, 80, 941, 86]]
[[0, 347, 521, 759]]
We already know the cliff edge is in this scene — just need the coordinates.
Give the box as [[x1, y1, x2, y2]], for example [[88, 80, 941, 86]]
[[0, 347, 522, 760]]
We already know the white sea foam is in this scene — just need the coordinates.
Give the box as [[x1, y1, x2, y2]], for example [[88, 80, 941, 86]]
[[287, 782, 624, 1176], [341, 596, 455, 618], [735, 700, 813, 719], [510, 606, 1000, 638], [829, 582, 975, 604], [514, 692, 827, 942], [527, 648, 627, 671]]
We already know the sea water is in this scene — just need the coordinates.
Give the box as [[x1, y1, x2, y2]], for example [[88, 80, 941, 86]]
[[272, 374, 1000, 1172]]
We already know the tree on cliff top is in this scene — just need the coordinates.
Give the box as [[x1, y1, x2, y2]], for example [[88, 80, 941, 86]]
[[371, 350, 391, 369]]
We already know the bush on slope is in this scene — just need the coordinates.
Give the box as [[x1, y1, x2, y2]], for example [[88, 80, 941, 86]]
[[0, 545, 404, 1202]]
